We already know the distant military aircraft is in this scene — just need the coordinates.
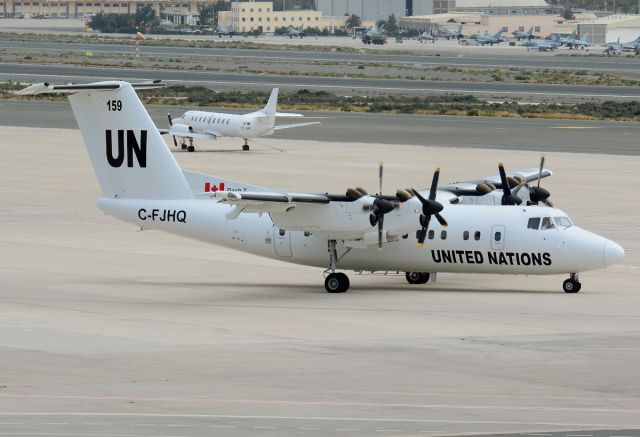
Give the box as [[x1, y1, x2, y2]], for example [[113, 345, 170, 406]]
[[523, 38, 560, 51], [512, 26, 535, 41], [621, 36, 640, 52], [283, 27, 305, 38], [441, 24, 464, 40], [603, 37, 623, 55], [213, 26, 235, 38], [564, 32, 591, 49], [472, 30, 504, 46]]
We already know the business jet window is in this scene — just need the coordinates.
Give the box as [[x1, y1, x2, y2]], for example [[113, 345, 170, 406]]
[[463, 231, 469, 240], [527, 217, 541, 230], [541, 217, 555, 230], [554, 216, 573, 229]]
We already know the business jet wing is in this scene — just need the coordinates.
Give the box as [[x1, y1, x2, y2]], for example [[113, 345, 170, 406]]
[[275, 112, 304, 117], [159, 128, 221, 140], [272, 121, 321, 131]]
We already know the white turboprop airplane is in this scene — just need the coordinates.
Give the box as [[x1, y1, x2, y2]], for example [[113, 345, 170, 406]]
[[18, 81, 625, 294], [161, 87, 319, 151]]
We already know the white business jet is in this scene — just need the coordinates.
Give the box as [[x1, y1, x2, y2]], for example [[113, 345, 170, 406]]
[[18, 81, 625, 294], [161, 87, 319, 151]]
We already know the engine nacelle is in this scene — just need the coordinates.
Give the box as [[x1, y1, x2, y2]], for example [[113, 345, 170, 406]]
[[170, 123, 192, 134]]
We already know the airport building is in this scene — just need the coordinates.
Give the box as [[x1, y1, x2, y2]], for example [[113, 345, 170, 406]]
[[217, 0, 374, 33], [315, 0, 435, 20], [0, 0, 202, 21], [576, 14, 640, 43]]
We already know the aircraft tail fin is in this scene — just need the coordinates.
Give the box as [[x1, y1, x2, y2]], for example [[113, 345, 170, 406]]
[[494, 30, 503, 39], [262, 87, 279, 126], [18, 81, 192, 200]]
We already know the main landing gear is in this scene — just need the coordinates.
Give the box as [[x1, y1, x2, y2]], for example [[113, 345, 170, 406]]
[[180, 138, 195, 152], [405, 272, 430, 284], [563, 273, 581, 293], [242, 139, 250, 151], [324, 240, 350, 293]]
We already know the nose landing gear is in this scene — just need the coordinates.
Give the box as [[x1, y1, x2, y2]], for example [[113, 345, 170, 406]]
[[242, 139, 250, 151], [563, 273, 581, 293]]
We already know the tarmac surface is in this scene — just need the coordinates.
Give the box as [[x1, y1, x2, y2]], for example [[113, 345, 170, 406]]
[[3, 62, 640, 101], [2, 99, 640, 155], [1, 124, 639, 437], [4, 40, 640, 74]]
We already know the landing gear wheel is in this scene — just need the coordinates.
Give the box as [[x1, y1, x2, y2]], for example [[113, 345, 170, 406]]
[[405, 272, 429, 284], [242, 144, 250, 151], [181, 143, 187, 150], [187, 145, 195, 152], [563, 278, 581, 293], [325, 272, 350, 293]]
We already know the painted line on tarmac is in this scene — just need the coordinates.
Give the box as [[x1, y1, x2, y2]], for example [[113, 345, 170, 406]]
[[0, 413, 638, 428], [2, 394, 640, 415]]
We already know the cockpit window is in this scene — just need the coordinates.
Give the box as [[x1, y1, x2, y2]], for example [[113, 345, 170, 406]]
[[527, 217, 541, 230], [553, 216, 573, 229], [541, 217, 555, 230]]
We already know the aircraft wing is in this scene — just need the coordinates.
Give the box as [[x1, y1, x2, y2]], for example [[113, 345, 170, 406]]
[[440, 167, 553, 195], [275, 112, 304, 117], [159, 128, 221, 140], [272, 122, 320, 131], [208, 190, 422, 246]]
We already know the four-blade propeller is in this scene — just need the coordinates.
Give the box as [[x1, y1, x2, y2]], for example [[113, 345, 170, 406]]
[[411, 168, 448, 247], [349, 157, 551, 250]]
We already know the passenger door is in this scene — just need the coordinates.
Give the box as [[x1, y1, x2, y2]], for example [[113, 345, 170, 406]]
[[274, 227, 293, 258]]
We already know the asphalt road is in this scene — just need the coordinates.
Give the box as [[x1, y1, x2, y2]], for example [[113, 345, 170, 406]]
[[3, 62, 640, 101], [4, 40, 640, 74], [2, 99, 639, 155]]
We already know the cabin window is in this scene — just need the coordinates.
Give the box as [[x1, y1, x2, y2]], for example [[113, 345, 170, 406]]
[[428, 229, 435, 240], [279, 229, 286, 236], [541, 217, 555, 230], [441, 230, 447, 240], [463, 231, 469, 240], [527, 217, 541, 230], [474, 231, 481, 240], [495, 231, 502, 242]]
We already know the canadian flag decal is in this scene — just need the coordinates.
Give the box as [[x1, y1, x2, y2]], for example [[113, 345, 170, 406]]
[[204, 182, 225, 192]]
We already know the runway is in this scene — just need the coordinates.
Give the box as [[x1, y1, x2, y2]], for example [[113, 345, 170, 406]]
[[2, 99, 640, 155], [3, 62, 640, 100], [3, 40, 640, 74], [0, 125, 639, 436]]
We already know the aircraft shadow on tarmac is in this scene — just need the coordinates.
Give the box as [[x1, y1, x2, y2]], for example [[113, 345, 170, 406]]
[[108, 278, 562, 295]]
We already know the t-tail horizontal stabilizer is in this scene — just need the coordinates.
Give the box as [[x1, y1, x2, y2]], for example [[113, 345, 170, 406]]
[[18, 80, 191, 201]]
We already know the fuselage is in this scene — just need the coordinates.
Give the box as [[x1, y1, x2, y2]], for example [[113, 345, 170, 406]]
[[98, 197, 624, 276], [179, 110, 272, 140]]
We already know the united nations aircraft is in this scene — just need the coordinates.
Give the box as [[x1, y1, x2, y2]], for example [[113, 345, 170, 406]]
[[18, 81, 625, 294], [161, 88, 319, 151]]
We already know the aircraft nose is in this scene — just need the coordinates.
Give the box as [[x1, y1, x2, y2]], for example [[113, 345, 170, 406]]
[[603, 240, 625, 266]]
